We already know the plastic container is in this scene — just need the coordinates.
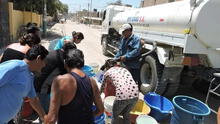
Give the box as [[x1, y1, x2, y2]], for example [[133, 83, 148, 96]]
[[92, 105, 106, 124], [170, 95, 211, 124], [82, 65, 95, 77], [89, 63, 99, 74], [94, 113, 106, 124], [104, 96, 116, 113], [95, 70, 104, 83], [144, 92, 173, 121], [130, 100, 151, 124], [136, 115, 158, 124], [105, 111, 113, 124]]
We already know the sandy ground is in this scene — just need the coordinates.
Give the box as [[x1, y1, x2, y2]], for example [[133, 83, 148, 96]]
[[41, 21, 110, 68]]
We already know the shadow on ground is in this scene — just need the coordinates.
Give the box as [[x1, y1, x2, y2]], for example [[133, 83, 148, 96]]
[[42, 31, 62, 41]]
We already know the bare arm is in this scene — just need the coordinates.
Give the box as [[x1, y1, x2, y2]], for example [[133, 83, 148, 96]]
[[90, 78, 104, 116], [29, 97, 45, 121], [100, 73, 111, 94], [44, 77, 62, 124], [100, 78, 106, 94], [63, 39, 72, 44]]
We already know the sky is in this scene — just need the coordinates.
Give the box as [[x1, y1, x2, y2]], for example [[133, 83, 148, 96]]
[[60, 0, 142, 13]]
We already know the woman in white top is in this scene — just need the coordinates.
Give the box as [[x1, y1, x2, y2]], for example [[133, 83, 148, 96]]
[[100, 59, 139, 124]]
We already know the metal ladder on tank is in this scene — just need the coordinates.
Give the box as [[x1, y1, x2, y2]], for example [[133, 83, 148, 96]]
[[205, 73, 220, 114]]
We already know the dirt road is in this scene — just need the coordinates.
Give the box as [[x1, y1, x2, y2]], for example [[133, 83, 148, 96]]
[[44, 21, 110, 67]]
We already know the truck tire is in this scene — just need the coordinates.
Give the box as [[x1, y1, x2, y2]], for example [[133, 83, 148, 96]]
[[101, 36, 110, 56], [161, 67, 183, 96], [163, 81, 180, 96], [140, 55, 165, 95]]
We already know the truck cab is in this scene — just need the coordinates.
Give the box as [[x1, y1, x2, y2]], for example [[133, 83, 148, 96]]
[[101, 5, 133, 56], [101, 5, 133, 36]]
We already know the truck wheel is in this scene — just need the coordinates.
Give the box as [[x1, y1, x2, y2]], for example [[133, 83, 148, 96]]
[[101, 36, 110, 56], [140, 55, 164, 95], [161, 67, 183, 96], [163, 81, 180, 96]]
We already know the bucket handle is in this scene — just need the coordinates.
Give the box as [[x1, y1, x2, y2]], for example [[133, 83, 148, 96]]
[[193, 116, 204, 124]]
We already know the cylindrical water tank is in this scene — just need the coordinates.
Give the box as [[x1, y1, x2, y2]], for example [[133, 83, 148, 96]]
[[112, 0, 220, 48]]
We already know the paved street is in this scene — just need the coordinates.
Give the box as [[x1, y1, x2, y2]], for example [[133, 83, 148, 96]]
[[41, 20, 218, 124]]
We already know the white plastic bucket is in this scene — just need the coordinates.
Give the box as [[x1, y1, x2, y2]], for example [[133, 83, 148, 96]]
[[89, 63, 99, 74], [104, 96, 116, 113], [136, 115, 158, 124]]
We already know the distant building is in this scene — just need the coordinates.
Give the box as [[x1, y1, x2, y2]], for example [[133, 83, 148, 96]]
[[82, 17, 102, 25], [73, 9, 102, 25], [140, 0, 182, 7]]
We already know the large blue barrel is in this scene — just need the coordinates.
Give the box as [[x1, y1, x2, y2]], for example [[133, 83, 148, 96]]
[[170, 95, 211, 124], [144, 92, 173, 122]]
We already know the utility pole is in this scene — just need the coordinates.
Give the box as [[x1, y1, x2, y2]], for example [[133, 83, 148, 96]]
[[0, 0, 10, 49], [90, 0, 92, 25], [42, 0, 47, 37], [87, 3, 90, 26], [78, 5, 81, 22]]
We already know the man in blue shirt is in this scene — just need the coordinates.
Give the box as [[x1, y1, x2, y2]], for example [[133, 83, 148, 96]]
[[0, 45, 48, 124], [115, 23, 142, 88], [54, 32, 84, 50]]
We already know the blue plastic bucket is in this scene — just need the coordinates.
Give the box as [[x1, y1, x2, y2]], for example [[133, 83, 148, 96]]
[[94, 113, 106, 124], [144, 92, 173, 121], [92, 106, 106, 124], [170, 95, 211, 124], [82, 65, 95, 77]]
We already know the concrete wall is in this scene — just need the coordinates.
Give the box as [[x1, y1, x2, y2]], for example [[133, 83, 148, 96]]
[[12, 10, 24, 40], [8, 2, 42, 40], [8, 2, 13, 41]]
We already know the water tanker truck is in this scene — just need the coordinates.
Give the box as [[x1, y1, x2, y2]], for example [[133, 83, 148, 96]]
[[101, 0, 220, 96]]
